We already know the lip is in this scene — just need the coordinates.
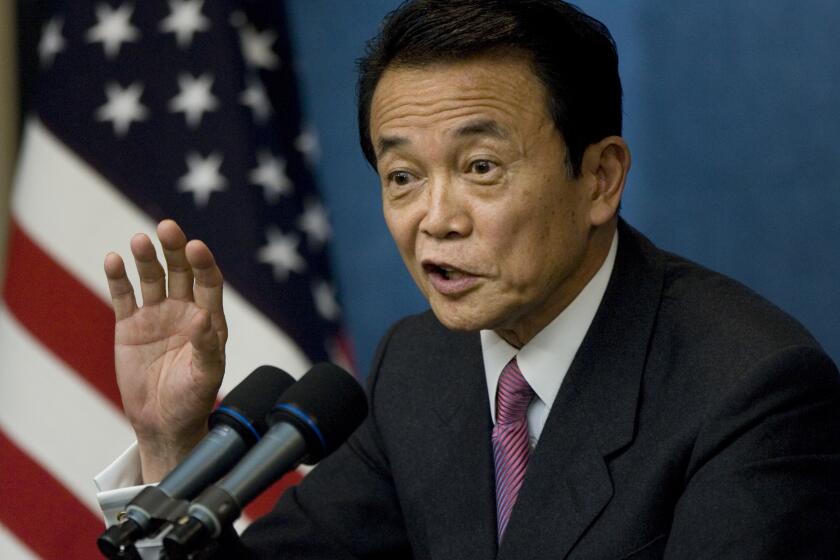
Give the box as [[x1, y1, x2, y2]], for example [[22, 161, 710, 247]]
[[421, 260, 480, 296]]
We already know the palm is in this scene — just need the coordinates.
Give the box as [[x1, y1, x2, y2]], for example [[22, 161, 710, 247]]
[[115, 299, 220, 442]]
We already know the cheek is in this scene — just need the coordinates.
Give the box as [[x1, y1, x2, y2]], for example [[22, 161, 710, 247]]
[[383, 207, 411, 250], [493, 201, 578, 285], [479, 218, 543, 291], [383, 206, 426, 293]]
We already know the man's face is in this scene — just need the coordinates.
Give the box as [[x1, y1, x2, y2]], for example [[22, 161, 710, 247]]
[[370, 54, 602, 346]]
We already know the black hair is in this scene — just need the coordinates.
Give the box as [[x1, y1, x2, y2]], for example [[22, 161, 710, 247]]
[[357, 0, 622, 177]]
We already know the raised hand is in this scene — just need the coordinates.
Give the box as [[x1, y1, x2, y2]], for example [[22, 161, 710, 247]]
[[104, 220, 227, 482]]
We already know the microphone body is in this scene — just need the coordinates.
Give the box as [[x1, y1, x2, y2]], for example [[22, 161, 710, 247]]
[[163, 363, 368, 558], [122, 420, 250, 530], [97, 366, 295, 558], [156, 417, 252, 499], [186, 423, 307, 539], [217, 422, 307, 506]]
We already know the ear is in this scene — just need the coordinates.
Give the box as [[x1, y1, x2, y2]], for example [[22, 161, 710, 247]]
[[579, 136, 631, 226]]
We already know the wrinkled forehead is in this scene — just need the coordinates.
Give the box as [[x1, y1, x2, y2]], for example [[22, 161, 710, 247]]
[[369, 54, 554, 150]]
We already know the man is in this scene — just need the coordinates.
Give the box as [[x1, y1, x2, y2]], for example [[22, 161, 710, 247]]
[[98, 0, 840, 558]]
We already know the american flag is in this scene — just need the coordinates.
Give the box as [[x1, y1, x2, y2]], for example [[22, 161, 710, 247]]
[[0, 1, 352, 557]]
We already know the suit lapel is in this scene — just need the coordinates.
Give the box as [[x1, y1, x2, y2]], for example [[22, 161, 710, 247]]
[[498, 377, 614, 559], [499, 222, 665, 559], [425, 330, 499, 560]]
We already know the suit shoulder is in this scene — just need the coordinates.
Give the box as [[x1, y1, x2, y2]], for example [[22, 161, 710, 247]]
[[663, 251, 820, 347], [650, 249, 834, 393]]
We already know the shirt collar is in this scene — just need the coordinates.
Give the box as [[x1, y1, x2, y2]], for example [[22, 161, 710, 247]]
[[481, 231, 618, 421]]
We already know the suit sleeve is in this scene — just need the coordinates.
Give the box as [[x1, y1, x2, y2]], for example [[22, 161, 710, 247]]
[[664, 345, 840, 559], [212, 321, 412, 559]]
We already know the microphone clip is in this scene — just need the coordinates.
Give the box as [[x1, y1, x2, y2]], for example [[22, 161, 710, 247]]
[[97, 487, 189, 558], [163, 486, 240, 558]]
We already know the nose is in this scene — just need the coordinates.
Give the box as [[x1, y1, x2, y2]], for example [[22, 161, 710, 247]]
[[419, 177, 472, 240]]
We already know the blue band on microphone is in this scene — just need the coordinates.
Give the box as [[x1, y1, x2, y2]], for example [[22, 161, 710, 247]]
[[214, 406, 261, 441], [272, 403, 326, 452]]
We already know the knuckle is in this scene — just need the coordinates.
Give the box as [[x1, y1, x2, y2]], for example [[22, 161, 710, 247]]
[[167, 262, 192, 274]]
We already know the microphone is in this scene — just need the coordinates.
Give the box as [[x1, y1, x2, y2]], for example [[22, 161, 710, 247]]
[[97, 365, 296, 558], [162, 362, 368, 558]]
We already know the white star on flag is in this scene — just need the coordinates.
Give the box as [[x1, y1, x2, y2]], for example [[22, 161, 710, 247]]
[[177, 151, 228, 207], [239, 24, 280, 70], [159, 0, 211, 48], [85, 2, 141, 59], [295, 126, 321, 165], [298, 199, 331, 248], [96, 81, 149, 136], [250, 151, 292, 203], [312, 280, 341, 321], [169, 73, 219, 128], [240, 77, 273, 124], [39, 16, 66, 68], [257, 227, 306, 282]]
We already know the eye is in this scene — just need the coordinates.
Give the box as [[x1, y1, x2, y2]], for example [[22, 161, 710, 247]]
[[384, 169, 422, 192], [390, 170, 415, 186], [468, 159, 498, 175], [465, 158, 503, 183]]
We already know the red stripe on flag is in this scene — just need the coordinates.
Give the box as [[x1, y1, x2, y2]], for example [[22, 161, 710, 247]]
[[243, 469, 303, 520], [0, 429, 103, 559], [2, 219, 122, 409]]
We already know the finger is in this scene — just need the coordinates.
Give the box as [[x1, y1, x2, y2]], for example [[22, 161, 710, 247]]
[[130, 233, 166, 306], [157, 220, 194, 302], [104, 252, 138, 320], [185, 240, 224, 316], [190, 310, 225, 387]]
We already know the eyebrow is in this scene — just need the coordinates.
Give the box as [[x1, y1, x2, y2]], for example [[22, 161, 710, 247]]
[[376, 136, 408, 159], [453, 119, 510, 141], [375, 119, 510, 160]]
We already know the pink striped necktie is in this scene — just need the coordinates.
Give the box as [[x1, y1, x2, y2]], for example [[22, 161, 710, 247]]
[[492, 357, 535, 541]]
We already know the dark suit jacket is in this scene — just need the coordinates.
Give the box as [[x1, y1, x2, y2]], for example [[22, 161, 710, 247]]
[[231, 222, 840, 559]]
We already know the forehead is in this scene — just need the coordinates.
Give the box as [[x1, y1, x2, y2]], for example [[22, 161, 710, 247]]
[[369, 54, 552, 148]]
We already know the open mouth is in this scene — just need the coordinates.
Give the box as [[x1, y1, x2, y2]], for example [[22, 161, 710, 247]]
[[421, 261, 480, 295], [424, 263, 462, 280]]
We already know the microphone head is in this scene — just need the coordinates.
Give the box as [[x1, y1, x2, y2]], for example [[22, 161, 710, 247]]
[[268, 362, 368, 464], [209, 365, 296, 445]]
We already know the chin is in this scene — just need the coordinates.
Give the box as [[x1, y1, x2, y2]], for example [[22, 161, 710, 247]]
[[429, 301, 498, 333]]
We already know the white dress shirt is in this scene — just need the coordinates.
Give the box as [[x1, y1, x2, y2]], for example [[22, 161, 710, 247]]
[[481, 232, 617, 448]]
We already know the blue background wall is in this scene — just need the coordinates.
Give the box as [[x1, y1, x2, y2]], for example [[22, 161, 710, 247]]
[[284, 1, 840, 374]]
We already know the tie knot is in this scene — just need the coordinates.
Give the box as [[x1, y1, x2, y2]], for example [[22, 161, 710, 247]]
[[495, 357, 534, 425]]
